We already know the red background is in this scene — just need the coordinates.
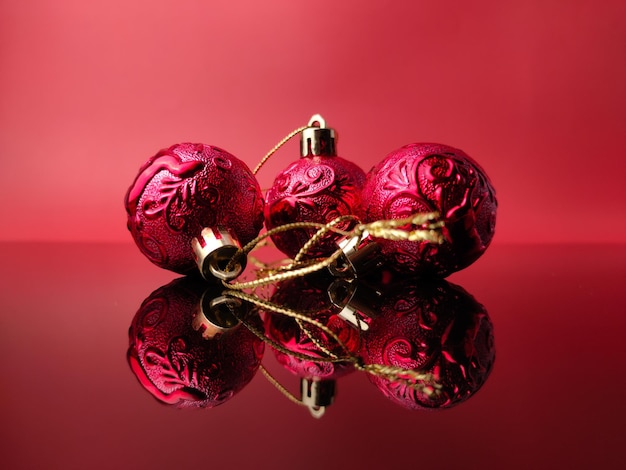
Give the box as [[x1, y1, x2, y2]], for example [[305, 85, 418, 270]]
[[1, 0, 625, 243]]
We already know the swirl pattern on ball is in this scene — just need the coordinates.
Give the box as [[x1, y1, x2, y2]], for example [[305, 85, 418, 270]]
[[361, 143, 497, 277], [127, 277, 264, 409], [125, 143, 264, 274], [265, 156, 366, 259]]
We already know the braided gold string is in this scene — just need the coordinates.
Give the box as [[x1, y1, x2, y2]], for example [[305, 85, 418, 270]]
[[221, 220, 333, 282], [291, 214, 361, 265], [295, 318, 347, 360], [365, 212, 445, 241], [253, 125, 308, 175], [226, 243, 346, 290], [224, 211, 444, 290], [224, 220, 331, 272]]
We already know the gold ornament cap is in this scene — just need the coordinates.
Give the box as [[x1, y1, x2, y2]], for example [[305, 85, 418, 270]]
[[300, 114, 337, 157], [191, 226, 246, 281]]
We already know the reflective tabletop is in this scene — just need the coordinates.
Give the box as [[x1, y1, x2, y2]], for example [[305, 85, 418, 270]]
[[1, 242, 624, 469]]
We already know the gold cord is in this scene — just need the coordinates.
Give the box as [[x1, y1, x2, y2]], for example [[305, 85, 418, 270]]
[[224, 211, 444, 290], [291, 214, 361, 265], [226, 245, 345, 290], [295, 318, 344, 359], [259, 365, 307, 407], [253, 125, 308, 175], [223, 220, 332, 276]]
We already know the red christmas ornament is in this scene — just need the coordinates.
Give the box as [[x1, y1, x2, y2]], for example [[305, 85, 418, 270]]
[[125, 143, 264, 278], [127, 276, 264, 409], [361, 143, 497, 277], [264, 115, 366, 259], [361, 279, 495, 410]]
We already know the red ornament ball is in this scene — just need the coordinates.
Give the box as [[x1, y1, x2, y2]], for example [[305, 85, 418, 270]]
[[125, 143, 264, 274], [127, 277, 264, 408], [264, 118, 366, 259], [361, 143, 497, 277]]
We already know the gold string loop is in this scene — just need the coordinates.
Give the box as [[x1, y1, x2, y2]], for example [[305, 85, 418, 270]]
[[224, 211, 444, 291], [361, 211, 445, 242], [291, 214, 361, 265]]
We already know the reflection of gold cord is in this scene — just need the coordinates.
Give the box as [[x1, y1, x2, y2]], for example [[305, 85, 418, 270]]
[[227, 290, 350, 359], [295, 318, 339, 359], [359, 364, 441, 396], [230, 290, 442, 398], [253, 125, 308, 175], [259, 364, 306, 407]]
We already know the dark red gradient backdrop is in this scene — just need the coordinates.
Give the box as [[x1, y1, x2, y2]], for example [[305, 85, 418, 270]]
[[1, 0, 625, 243]]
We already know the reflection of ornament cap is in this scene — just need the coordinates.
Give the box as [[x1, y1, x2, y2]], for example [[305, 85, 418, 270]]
[[328, 278, 380, 330], [191, 226, 246, 281], [193, 292, 244, 340], [301, 378, 335, 418], [301, 114, 337, 157]]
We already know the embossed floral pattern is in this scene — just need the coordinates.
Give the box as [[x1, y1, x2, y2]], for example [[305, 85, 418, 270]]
[[125, 143, 264, 274], [361, 143, 497, 277]]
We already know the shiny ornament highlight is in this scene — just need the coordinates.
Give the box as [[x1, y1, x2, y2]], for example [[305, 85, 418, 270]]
[[361, 143, 497, 277], [125, 143, 264, 275]]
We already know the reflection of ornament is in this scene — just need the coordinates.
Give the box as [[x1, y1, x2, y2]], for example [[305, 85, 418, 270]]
[[125, 143, 264, 278], [362, 279, 495, 410], [264, 115, 366, 258], [127, 277, 264, 408], [361, 143, 497, 277], [263, 274, 361, 380]]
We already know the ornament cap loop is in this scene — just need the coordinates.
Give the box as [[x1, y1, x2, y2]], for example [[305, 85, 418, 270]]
[[301, 114, 336, 157], [192, 227, 247, 281]]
